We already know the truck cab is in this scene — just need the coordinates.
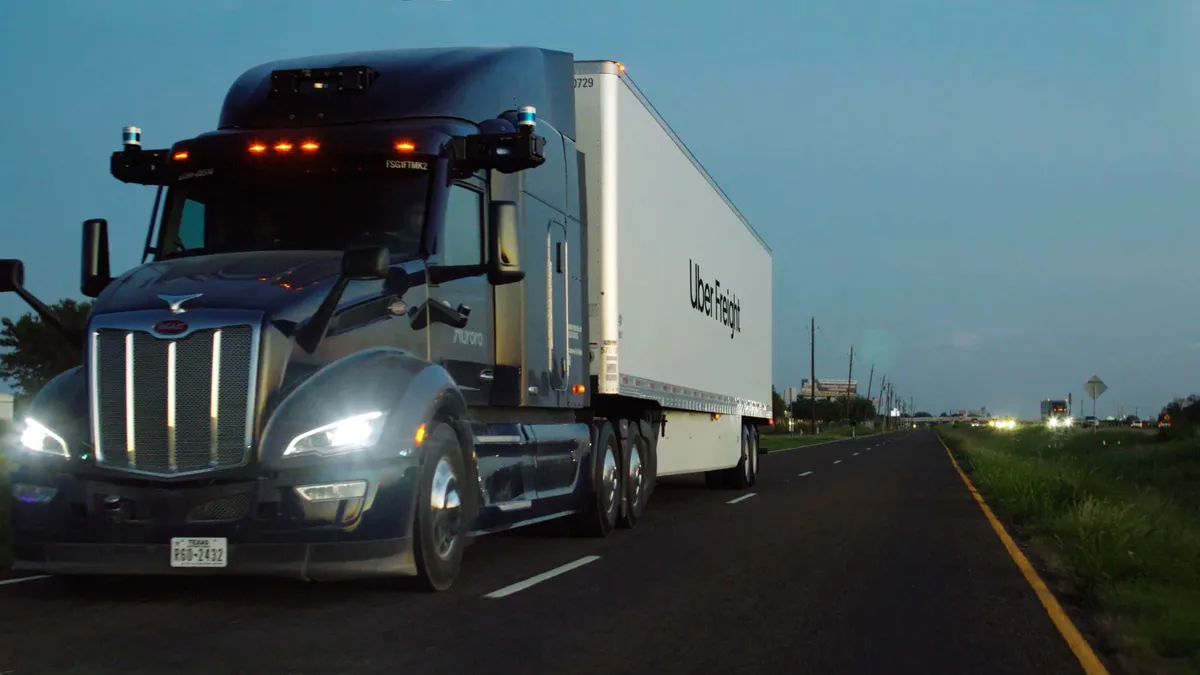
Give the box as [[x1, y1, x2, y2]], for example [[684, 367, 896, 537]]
[[1, 47, 615, 591]]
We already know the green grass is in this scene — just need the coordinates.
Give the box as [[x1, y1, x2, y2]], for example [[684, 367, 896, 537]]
[[760, 424, 891, 452], [938, 425, 1200, 674]]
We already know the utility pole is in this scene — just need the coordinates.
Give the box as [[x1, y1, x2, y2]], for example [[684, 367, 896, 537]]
[[885, 385, 892, 430], [865, 364, 875, 402], [876, 374, 886, 425], [845, 346, 855, 425], [809, 316, 817, 435]]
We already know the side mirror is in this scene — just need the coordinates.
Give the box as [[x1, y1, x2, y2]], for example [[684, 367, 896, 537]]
[[488, 201, 525, 286], [81, 219, 113, 298], [0, 258, 83, 348], [342, 245, 390, 280], [0, 259, 26, 293]]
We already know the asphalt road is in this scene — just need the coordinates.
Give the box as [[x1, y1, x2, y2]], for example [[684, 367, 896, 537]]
[[0, 430, 1089, 675]]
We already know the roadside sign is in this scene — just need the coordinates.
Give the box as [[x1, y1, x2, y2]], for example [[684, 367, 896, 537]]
[[1084, 376, 1106, 434], [1084, 376, 1107, 401]]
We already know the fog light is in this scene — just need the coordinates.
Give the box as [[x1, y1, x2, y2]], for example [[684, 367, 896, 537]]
[[295, 481, 367, 502], [13, 484, 58, 504]]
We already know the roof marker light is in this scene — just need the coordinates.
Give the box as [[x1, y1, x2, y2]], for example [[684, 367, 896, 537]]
[[395, 141, 415, 152], [300, 141, 319, 152], [172, 151, 188, 161], [274, 142, 293, 152], [249, 143, 266, 154]]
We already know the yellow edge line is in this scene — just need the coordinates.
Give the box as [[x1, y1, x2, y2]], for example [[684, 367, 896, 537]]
[[937, 435, 1110, 675]]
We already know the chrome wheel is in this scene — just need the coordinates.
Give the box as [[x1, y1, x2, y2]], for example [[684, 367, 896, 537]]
[[602, 443, 620, 519], [628, 442, 644, 509], [429, 456, 462, 561]]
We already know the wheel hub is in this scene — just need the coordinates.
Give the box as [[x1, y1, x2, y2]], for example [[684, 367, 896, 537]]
[[628, 444, 644, 506], [602, 444, 619, 517], [430, 457, 462, 561]]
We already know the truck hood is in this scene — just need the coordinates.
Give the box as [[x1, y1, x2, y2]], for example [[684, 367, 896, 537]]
[[93, 251, 347, 319]]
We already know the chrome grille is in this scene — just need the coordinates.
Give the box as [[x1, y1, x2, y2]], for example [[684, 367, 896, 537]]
[[91, 319, 258, 476]]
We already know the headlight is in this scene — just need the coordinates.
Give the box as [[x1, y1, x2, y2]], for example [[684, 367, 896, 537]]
[[17, 418, 68, 457], [283, 411, 387, 457]]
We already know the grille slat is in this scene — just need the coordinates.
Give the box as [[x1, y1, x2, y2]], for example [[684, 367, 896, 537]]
[[93, 323, 256, 475]]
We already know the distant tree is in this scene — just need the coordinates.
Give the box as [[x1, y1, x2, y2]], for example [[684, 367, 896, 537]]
[[790, 395, 876, 424], [771, 385, 786, 422], [0, 299, 90, 397]]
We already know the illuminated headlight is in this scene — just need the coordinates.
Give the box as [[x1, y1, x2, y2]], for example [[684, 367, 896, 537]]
[[283, 411, 387, 457], [17, 418, 68, 457], [1063, 417, 1073, 426]]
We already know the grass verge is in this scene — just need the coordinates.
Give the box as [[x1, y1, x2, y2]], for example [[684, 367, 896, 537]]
[[938, 425, 1200, 674]]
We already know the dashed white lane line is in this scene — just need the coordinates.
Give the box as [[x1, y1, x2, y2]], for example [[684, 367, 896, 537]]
[[726, 493, 757, 505], [833, 460, 842, 464], [799, 471, 814, 477], [0, 575, 49, 587], [484, 555, 601, 599], [853, 452, 859, 456]]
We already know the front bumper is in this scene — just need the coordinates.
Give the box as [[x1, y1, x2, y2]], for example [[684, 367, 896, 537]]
[[9, 458, 420, 580], [13, 538, 413, 580]]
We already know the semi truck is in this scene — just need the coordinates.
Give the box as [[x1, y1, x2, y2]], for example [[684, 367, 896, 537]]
[[1041, 399, 1071, 428], [2, 46, 773, 591]]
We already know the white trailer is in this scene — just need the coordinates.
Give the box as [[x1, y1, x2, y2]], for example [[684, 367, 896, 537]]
[[573, 60, 773, 478]]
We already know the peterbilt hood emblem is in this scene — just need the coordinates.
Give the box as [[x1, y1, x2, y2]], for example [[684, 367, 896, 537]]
[[159, 293, 204, 314], [154, 319, 189, 335]]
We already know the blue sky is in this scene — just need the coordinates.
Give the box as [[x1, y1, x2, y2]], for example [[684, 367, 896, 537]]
[[1, 0, 1198, 418]]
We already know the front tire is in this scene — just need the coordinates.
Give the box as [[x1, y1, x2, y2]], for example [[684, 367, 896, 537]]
[[411, 422, 467, 592]]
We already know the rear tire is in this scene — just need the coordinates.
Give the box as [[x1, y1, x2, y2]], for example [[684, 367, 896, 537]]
[[411, 423, 467, 592], [572, 420, 622, 537], [618, 424, 652, 529]]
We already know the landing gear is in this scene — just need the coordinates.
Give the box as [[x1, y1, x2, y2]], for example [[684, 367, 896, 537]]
[[705, 422, 758, 490]]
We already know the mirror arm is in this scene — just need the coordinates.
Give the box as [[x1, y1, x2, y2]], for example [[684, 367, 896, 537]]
[[295, 278, 349, 355], [14, 287, 84, 350]]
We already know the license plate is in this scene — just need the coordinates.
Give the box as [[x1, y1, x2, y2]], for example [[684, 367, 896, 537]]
[[170, 537, 228, 568]]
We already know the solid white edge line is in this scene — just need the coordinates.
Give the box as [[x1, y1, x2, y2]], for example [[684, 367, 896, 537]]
[[726, 493, 757, 505], [0, 575, 50, 587], [484, 556, 601, 599]]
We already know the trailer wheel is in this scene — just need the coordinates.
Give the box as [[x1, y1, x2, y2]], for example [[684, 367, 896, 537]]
[[411, 422, 467, 592], [572, 419, 621, 537], [618, 424, 653, 529], [749, 425, 760, 484]]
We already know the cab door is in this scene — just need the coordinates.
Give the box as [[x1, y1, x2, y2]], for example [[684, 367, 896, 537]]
[[426, 182, 492, 406]]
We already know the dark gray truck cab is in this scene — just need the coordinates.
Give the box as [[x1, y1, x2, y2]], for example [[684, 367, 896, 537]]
[[3, 47, 641, 591]]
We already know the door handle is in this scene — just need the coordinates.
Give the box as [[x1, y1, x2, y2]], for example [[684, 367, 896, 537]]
[[479, 369, 494, 382]]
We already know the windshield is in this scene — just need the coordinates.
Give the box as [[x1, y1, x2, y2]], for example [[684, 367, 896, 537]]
[[154, 169, 430, 260]]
